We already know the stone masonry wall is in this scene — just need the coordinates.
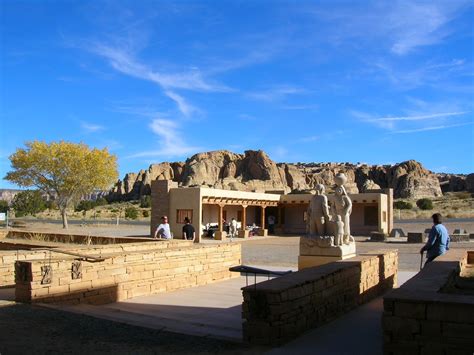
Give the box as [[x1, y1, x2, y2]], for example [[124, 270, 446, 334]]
[[242, 250, 398, 345], [383, 250, 474, 354], [15, 242, 240, 305], [1, 239, 193, 287]]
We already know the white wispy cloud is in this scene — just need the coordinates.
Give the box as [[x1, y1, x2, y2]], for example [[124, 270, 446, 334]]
[[392, 121, 473, 134], [248, 86, 305, 102], [88, 43, 230, 116], [128, 118, 202, 157], [80, 121, 105, 132], [299, 136, 320, 143], [369, 111, 468, 122], [164, 90, 197, 117], [310, 1, 471, 55]]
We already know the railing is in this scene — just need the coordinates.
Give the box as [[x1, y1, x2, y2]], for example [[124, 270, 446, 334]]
[[229, 265, 292, 289]]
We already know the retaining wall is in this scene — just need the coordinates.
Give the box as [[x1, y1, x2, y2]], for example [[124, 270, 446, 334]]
[[242, 250, 398, 345], [383, 250, 474, 354], [0, 239, 193, 287], [15, 242, 241, 305]]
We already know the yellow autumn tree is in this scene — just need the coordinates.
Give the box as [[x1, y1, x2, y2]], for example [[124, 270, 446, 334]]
[[5, 141, 118, 229]]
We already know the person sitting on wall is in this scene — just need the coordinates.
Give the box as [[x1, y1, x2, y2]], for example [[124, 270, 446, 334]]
[[420, 213, 450, 265], [154, 215, 172, 239], [182, 217, 195, 241]]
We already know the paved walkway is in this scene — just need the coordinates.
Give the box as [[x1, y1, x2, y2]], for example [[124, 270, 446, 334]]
[[40, 268, 415, 352]]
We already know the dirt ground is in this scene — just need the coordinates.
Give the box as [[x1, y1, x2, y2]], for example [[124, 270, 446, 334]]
[[1, 219, 473, 354]]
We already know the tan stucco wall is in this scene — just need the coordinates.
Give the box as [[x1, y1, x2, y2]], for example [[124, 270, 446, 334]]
[[169, 187, 202, 241]]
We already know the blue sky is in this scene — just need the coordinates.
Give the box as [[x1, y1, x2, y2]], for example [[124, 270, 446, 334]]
[[1, 1, 473, 189]]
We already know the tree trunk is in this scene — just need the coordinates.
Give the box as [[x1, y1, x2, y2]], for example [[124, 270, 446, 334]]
[[61, 208, 68, 229]]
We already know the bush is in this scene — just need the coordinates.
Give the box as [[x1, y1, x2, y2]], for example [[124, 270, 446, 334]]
[[124, 207, 138, 219], [95, 197, 108, 206], [140, 195, 151, 208], [416, 198, 433, 210], [0, 200, 9, 213], [75, 200, 95, 212], [393, 200, 413, 210], [142, 210, 150, 218], [11, 190, 47, 217]]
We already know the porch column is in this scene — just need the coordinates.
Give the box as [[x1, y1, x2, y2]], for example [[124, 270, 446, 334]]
[[277, 206, 282, 227], [214, 204, 227, 240], [239, 205, 249, 238], [259, 205, 268, 237]]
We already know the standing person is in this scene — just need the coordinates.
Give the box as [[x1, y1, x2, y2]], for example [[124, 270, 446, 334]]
[[154, 215, 172, 239], [229, 217, 238, 241], [267, 215, 275, 235], [182, 217, 195, 241], [420, 213, 450, 265]]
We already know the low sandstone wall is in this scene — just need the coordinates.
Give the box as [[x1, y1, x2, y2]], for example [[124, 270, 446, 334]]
[[5, 230, 155, 245], [1, 240, 193, 287], [15, 242, 241, 305], [383, 250, 474, 354], [242, 250, 398, 345]]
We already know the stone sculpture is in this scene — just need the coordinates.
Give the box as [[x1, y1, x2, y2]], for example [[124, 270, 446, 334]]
[[299, 173, 356, 269], [307, 184, 330, 236]]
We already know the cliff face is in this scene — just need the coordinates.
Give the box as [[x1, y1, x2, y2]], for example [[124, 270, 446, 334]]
[[108, 150, 453, 201]]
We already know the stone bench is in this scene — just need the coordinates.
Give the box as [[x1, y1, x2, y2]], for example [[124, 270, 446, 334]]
[[407, 232, 424, 243], [383, 250, 474, 354]]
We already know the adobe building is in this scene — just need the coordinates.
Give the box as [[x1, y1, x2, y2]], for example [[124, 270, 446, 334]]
[[150, 180, 393, 242]]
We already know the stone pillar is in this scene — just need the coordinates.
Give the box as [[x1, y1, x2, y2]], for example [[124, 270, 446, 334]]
[[214, 204, 227, 240], [239, 205, 249, 238], [150, 179, 178, 237], [385, 188, 394, 234]]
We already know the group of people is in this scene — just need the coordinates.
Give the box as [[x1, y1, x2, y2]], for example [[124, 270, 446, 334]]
[[153, 215, 195, 241]]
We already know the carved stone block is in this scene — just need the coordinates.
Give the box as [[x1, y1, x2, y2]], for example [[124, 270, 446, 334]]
[[300, 236, 356, 257], [71, 260, 82, 280], [41, 265, 52, 285]]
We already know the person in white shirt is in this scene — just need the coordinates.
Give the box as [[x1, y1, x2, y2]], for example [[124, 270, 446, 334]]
[[154, 216, 172, 239], [229, 218, 238, 240]]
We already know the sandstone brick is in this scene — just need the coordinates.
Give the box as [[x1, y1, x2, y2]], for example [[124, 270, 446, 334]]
[[394, 302, 426, 319]]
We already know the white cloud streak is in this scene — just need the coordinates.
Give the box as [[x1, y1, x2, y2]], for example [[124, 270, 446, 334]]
[[80, 121, 105, 132], [248, 86, 305, 102], [370, 111, 468, 122], [392, 121, 473, 134], [89, 43, 230, 116], [128, 118, 202, 158]]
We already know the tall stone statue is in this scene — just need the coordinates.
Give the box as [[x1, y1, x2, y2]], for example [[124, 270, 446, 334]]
[[299, 172, 356, 270], [332, 185, 352, 244], [307, 184, 330, 236]]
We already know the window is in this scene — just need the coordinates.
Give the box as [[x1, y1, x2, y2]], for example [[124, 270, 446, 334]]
[[177, 209, 193, 224]]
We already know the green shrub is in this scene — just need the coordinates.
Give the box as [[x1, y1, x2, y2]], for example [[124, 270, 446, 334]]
[[0, 200, 9, 213], [393, 200, 413, 210], [75, 200, 95, 212], [416, 198, 433, 210], [11, 190, 47, 217], [95, 197, 108, 206], [140, 195, 151, 208], [142, 210, 150, 218], [124, 207, 138, 219]]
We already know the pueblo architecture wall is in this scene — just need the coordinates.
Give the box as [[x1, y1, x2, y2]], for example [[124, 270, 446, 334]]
[[383, 250, 474, 354], [10, 241, 240, 305], [242, 250, 398, 345]]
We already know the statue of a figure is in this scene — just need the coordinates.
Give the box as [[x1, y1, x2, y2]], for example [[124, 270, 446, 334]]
[[332, 184, 352, 245], [307, 184, 330, 236]]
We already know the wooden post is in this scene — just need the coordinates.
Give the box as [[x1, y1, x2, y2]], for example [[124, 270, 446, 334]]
[[242, 205, 247, 230], [218, 204, 224, 232], [277, 206, 282, 227], [260, 206, 266, 228]]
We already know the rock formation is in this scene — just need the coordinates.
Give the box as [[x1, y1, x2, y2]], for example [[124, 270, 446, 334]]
[[107, 150, 455, 201]]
